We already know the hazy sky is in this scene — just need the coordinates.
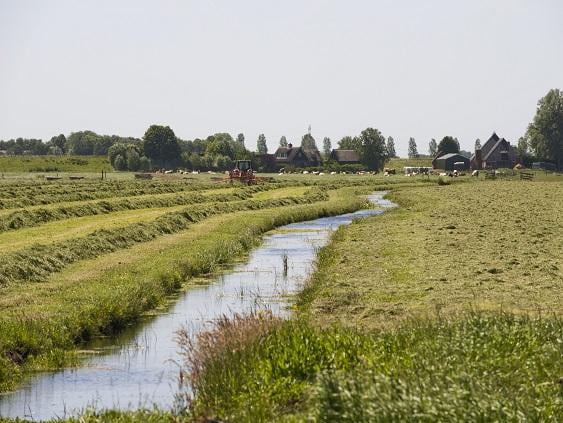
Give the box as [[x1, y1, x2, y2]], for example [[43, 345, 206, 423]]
[[1, 0, 562, 155]]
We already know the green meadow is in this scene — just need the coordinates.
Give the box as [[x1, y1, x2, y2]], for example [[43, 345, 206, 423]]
[[0, 170, 562, 422]]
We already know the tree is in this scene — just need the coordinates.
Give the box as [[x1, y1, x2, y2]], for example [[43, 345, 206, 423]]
[[428, 138, 437, 156], [139, 156, 151, 171], [257, 134, 268, 154], [517, 136, 528, 156], [279, 136, 288, 147], [475, 138, 481, 150], [301, 133, 317, 150], [126, 149, 141, 171], [236, 133, 245, 148], [143, 125, 180, 166], [408, 137, 419, 158], [215, 155, 234, 170], [358, 128, 388, 171], [49, 146, 64, 155], [526, 88, 563, 170], [386, 136, 397, 158], [67, 130, 101, 155], [338, 136, 361, 151], [108, 143, 128, 167], [49, 134, 67, 154], [205, 134, 235, 158], [437, 136, 460, 155], [323, 137, 332, 158]]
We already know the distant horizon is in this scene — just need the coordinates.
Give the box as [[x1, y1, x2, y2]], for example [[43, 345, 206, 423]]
[[1, 0, 562, 156]]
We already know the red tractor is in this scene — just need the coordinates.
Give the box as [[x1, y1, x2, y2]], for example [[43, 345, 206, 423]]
[[229, 160, 257, 185]]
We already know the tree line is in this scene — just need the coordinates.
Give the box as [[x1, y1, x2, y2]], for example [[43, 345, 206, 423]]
[[0, 131, 140, 156], [2, 89, 561, 170]]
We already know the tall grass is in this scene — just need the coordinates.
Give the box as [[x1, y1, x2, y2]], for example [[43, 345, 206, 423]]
[[179, 312, 563, 422]]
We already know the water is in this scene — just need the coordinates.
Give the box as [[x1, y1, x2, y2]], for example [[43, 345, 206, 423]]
[[0, 192, 394, 421]]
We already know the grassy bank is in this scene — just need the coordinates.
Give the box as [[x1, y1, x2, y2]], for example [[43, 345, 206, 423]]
[[182, 312, 563, 422], [176, 178, 563, 422], [0, 186, 369, 393]]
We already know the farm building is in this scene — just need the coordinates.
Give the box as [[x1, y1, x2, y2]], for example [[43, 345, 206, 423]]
[[330, 149, 361, 165], [274, 144, 322, 168], [433, 153, 470, 171], [470, 132, 519, 169]]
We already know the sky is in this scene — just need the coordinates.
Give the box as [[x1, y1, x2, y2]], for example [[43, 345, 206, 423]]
[[1, 0, 562, 156]]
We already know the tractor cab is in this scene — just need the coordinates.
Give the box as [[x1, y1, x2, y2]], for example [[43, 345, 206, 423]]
[[229, 160, 256, 185], [235, 160, 252, 172]]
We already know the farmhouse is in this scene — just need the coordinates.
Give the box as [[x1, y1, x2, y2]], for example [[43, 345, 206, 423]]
[[274, 144, 322, 168], [433, 153, 470, 171], [471, 132, 519, 170], [330, 149, 361, 165]]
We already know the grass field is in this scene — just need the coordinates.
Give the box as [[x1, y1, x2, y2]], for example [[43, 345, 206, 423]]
[[178, 178, 563, 422], [1, 169, 562, 422], [0, 174, 402, 393], [300, 180, 563, 327]]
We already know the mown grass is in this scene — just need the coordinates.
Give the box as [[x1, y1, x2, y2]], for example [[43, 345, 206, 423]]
[[0, 179, 231, 209], [0, 188, 259, 231], [0, 191, 333, 285], [299, 180, 563, 328], [0, 205, 192, 254], [0, 186, 369, 393]]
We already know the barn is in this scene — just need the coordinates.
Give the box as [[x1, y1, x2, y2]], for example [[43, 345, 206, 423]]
[[330, 149, 361, 165], [433, 153, 470, 171]]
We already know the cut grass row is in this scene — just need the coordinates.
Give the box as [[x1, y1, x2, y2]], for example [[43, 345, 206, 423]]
[[0, 190, 332, 285], [0, 178, 437, 232], [0, 205, 190, 254], [0, 179, 244, 209], [0, 185, 314, 255], [0, 187, 272, 232], [0, 186, 370, 393]]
